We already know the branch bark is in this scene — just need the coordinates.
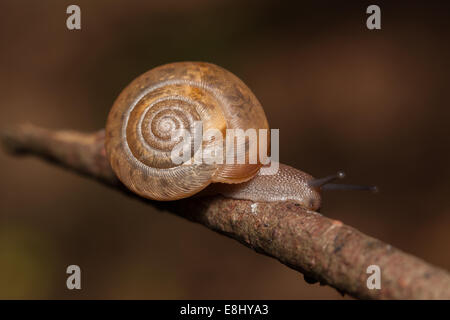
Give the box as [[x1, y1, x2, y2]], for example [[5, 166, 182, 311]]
[[2, 123, 450, 300]]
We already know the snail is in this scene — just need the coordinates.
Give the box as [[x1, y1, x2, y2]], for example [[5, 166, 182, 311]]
[[105, 62, 375, 211]]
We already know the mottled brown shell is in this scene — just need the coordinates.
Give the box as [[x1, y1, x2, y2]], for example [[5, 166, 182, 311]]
[[105, 62, 269, 200]]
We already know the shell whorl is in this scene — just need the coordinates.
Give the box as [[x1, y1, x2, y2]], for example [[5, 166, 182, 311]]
[[105, 62, 269, 200]]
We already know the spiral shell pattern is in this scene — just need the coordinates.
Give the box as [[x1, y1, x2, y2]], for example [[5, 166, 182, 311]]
[[105, 62, 269, 200]]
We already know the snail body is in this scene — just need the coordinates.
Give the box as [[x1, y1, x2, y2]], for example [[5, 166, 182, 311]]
[[105, 62, 322, 210], [208, 162, 321, 210]]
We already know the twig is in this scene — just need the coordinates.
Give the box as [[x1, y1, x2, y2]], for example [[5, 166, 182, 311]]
[[2, 123, 450, 299]]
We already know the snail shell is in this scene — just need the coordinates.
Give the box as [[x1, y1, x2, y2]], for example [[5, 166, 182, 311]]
[[105, 62, 270, 201]]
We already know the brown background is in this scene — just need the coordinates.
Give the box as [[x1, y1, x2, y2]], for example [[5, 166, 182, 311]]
[[0, 0, 449, 299]]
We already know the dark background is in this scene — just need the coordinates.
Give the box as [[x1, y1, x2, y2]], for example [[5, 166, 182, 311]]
[[0, 0, 449, 299]]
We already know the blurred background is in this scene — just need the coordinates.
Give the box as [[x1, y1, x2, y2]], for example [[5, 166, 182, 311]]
[[0, 0, 449, 299]]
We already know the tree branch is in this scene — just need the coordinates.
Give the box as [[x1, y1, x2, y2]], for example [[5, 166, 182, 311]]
[[2, 123, 450, 299]]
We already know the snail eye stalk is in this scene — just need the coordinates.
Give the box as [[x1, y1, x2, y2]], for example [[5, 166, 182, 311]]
[[308, 171, 346, 188], [321, 184, 378, 192], [309, 171, 378, 193]]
